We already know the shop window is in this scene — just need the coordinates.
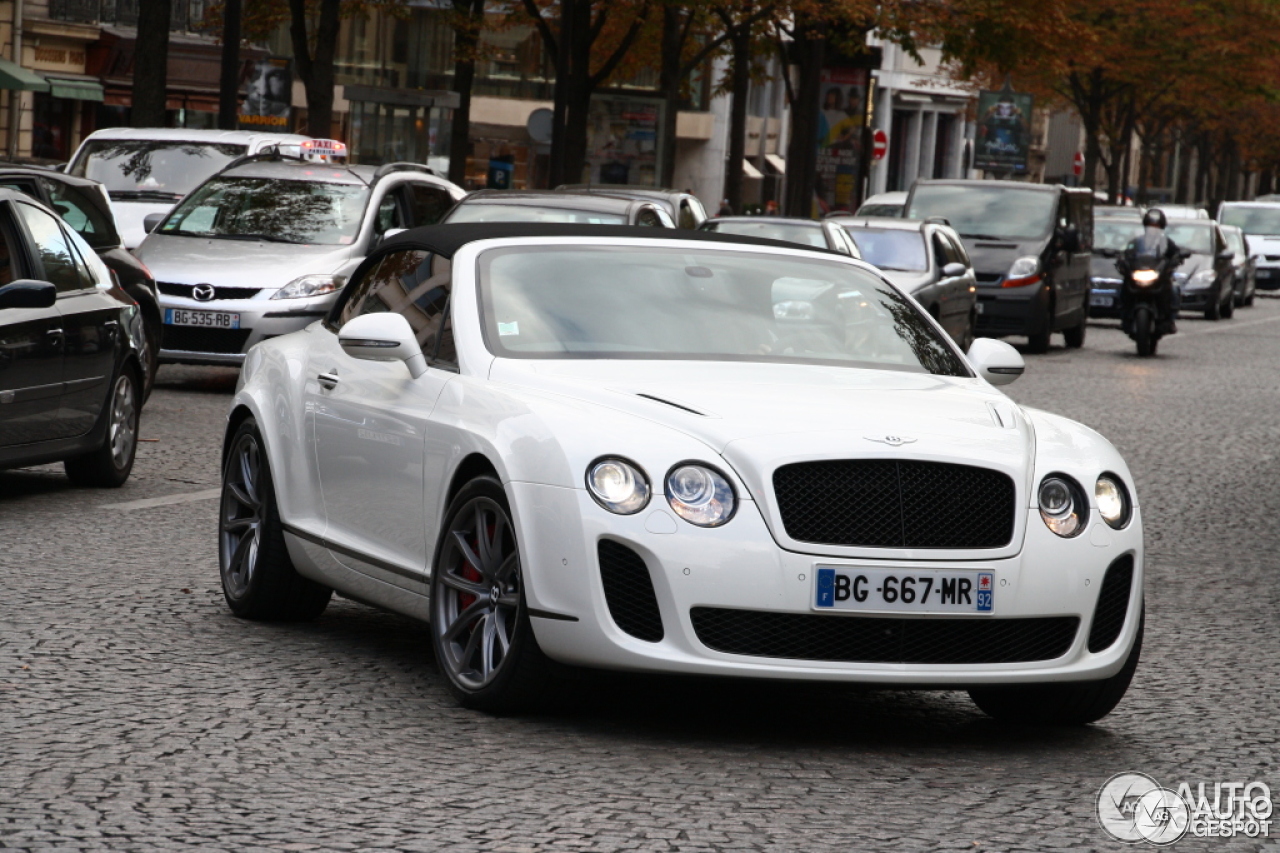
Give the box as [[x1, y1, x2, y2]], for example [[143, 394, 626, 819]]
[[31, 93, 73, 161]]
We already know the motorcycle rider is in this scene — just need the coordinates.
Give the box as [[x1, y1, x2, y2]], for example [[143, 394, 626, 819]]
[[1120, 209, 1182, 335]]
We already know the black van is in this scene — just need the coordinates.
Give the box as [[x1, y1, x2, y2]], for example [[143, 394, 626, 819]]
[[903, 180, 1093, 353]]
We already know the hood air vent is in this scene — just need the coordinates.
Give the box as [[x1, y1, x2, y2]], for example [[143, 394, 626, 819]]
[[635, 393, 706, 417]]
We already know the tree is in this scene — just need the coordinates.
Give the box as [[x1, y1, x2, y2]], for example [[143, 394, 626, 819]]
[[446, 0, 488, 186], [713, 2, 774, 214], [133, 0, 171, 127], [288, 0, 342, 138]]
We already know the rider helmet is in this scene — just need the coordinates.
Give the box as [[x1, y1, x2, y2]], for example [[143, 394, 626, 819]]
[[1142, 209, 1167, 229]]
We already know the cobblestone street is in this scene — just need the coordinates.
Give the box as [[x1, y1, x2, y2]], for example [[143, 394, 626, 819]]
[[4, 305, 1280, 852]]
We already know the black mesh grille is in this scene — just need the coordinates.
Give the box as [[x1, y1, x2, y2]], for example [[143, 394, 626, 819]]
[[158, 282, 261, 300], [598, 541, 663, 642], [691, 608, 1078, 664], [161, 325, 253, 354], [772, 460, 1015, 548], [1087, 555, 1134, 652]]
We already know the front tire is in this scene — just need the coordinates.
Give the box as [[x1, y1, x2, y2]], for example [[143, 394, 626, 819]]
[[219, 419, 331, 620], [64, 367, 140, 487], [1134, 307, 1155, 357], [1205, 294, 1222, 321], [1221, 290, 1235, 318], [430, 475, 551, 713], [968, 610, 1143, 725], [1062, 314, 1086, 348]]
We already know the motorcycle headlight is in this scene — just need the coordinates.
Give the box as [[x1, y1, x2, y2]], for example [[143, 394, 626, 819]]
[[1095, 474, 1131, 529], [586, 457, 650, 515], [1131, 269, 1159, 286], [1039, 475, 1086, 537], [665, 463, 736, 527], [272, 274, 345, 300]]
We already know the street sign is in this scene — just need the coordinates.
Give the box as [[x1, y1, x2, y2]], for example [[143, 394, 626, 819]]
[[872, 129, 888, 161], [1073, 151, 1084, 177]]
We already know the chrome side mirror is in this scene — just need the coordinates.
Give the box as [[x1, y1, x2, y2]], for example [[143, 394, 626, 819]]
[[338, 312, 427, 378], [968, 338, 1024, 386], [941, 262, 967, 278]]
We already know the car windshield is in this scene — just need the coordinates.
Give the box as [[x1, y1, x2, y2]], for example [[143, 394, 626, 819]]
[[907, 185, 1056, 241], [477, 246, 968, 376], [1225, 230, 1245, 255], [704, 221, 828, 248], [1094, 219, 1143, 252], [159, 177, 370, 245], [855, 204, 902, 217], [1219, 206, 1280, 237], [68, 140, 246, 198], [1166, 222, 1213, 255], [840, 228, 927, 271], [448, 204, 626, 225]]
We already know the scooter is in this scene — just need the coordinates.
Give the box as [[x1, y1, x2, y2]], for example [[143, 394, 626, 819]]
[[1117, 237, 1182, 357]]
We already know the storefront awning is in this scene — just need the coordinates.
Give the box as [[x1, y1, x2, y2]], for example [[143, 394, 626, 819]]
[[765, 154, 786, 174], [46, 76, 104, 102], [0, 59, 48, 92], [743, 159, 764, 180]]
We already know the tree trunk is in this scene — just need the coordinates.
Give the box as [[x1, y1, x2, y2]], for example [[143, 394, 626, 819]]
[[218, 0, 243, 130], [1259, 168, 1273, 198], [657, 6, 683, 188], [132, 0, 171, 127], [783, 17, 823, 217], [723, 24, 751, 214], [289, 0, 341, 139], [448, 0, 485, 187]]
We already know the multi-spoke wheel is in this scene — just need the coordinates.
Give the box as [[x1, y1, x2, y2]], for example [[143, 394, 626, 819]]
[[430, 476, 551, 712], [65, 367, 139, 487], [219, 418, 331, 621]]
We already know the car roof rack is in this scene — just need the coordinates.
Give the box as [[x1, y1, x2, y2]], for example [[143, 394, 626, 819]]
[[373, 162, 439, 182], [923, 215, 952, 227]]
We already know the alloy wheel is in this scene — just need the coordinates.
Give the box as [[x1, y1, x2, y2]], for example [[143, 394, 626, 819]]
[[108, 374, 137, 468], [220, 434, 264, 598], [433, 497, 521, 690]]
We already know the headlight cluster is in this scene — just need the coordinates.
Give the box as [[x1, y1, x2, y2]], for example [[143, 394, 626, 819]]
[[1038, 473, 1131, 537], [586, 457, 737, 527], [1002, 256, 1041, 287], [1187, 269, 1217, 288], [272, 274, 345, 300]]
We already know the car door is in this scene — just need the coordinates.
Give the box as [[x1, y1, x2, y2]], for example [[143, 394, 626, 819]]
[[15, 201, 117, 438], [0, 204, 62, 447], [929, 229, 965, 338], [306, 247, 454, 589], [403, 181, 456, 228]]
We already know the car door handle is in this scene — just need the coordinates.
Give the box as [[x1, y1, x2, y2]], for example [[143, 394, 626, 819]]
[[317, 371, 340, 389]]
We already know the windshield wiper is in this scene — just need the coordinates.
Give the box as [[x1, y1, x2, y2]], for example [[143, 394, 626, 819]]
[[109, 190, 183, 202], [208, 233, 304, 244], [959, 232, 1011, 241]]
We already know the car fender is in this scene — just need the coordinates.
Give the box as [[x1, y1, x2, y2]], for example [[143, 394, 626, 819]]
[[1022, 407, 1139, 510]]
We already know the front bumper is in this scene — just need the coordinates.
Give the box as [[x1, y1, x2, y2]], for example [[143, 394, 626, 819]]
[[1254, 266, 1280, 291], [1178, 286, 1216, 311], [974, 282, 1044, 337], [1089, 281, 1121, 318], [157, 293, 337, 365], [513, 482, 1144, 686]]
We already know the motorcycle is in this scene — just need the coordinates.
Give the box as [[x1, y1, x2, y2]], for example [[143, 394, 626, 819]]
[[1116, 230, 1183, 357]]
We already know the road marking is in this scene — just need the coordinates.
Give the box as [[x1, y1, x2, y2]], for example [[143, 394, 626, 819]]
[[1167, 312, 1280, 340], [103, 488, 221, 510]]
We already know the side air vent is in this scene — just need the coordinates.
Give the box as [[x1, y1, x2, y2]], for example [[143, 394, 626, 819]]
[[597, 540, 664, 642], [1088, 555, 1135, 652]]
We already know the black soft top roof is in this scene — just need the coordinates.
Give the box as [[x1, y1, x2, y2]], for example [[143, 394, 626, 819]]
[[379, 222, 832, 259]]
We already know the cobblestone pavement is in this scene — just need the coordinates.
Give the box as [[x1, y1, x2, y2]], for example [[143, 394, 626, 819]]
[[4, 302, 1280, 852]]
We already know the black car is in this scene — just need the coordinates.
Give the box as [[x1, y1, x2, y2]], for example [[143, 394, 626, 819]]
[[0, 189, 145, 486], [904, 180, 1093, 353], [1087, 215, 1144, 319], [443, 190, 676, 227], [0, 166, 160, 398], [1221, 224, 1257, 307], [1167, 218, 1235, 320]]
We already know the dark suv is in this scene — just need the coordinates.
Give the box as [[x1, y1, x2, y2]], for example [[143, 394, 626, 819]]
[[904, 180, 1093, 353]]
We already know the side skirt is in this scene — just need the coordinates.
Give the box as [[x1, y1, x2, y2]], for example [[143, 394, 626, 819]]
[[282, 525, 430, 622]]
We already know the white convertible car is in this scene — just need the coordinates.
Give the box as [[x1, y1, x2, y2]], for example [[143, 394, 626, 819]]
[[220, 223, 1144, 723]]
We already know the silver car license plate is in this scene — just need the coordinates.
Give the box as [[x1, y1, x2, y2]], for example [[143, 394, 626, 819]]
[[164, 308, 240, 329]]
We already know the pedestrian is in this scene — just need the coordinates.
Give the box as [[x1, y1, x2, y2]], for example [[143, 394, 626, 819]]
[[717, 199, 734, 217], [764, 199, 779, 216]]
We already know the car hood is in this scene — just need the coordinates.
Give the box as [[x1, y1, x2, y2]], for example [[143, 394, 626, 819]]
[[135, 234, 357, 289], [956, 236, 1047, 278], [110, 199, 179, 250], [1090, 254, 1122, 279], [1177, 253, 1212, 281]]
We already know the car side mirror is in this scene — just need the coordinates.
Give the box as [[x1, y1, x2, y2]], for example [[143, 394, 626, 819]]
[[338, 312, 427, 378], [941, 262, 967, 278], [143, 213, 166, 234], [967, 338, 1024, 386], [380, 227, 407, 241], [0, 279, 56, 309], [1217, 250, 1234, 262]]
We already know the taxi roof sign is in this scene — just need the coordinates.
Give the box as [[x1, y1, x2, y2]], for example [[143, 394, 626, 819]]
[[300, 139, 348, 163]]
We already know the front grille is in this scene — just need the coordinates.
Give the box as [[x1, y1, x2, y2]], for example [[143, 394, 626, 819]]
[[1087, 555, 1134, 652], [161, 325, 252, 354], [158, 281, 261, 300], [975, 272, 1003, 284], [976, 313, 1027, 333], [598, 541, 663, 642], [772, 460, 1015, 549], [691, 608, 1078, 664]]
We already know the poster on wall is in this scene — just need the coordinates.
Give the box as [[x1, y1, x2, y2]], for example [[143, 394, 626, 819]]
[[239, 58, 292, 130], [584, 94, 665, 187], [816, 66, 869, 214], [974, 86, 1033, 173]]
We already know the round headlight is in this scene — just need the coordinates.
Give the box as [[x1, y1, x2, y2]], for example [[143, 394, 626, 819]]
[[586, 457, 650, 515], [665, 464, 736, 527], [1095, 475, 1131, 529], [1039, 475, 1085, 537]]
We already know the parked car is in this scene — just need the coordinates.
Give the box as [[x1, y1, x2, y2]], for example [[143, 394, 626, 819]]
[[219, 222, 1144, 725], [65, 128, 312, 249], [854, 191, 906, 217], [135, 153, 465, 366], [833, 216, 978, 349], [1217, 201, 1280, 291], [699, 216, 861, 257], [1094, 205, 1143, 220], [1167, 218, 1235, 320], [0, 189, 146, 486], [1152, 204, 1209, 221], [1087, 216, 1145, 319], [556, 185, 708, 228], [905, 179, 1093, 353], [0, 164, 161, 398], [1221, 224, 1257, 307], [444, 190, 675, 226]]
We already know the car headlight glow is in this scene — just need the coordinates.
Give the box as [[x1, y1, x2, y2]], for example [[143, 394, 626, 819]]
[[1095, 474, 1131, 529], [1039, 475, 1086, 537], [272, 274, 345, 300], [586, 457, 650, 514], [665, 463, 736, 527]]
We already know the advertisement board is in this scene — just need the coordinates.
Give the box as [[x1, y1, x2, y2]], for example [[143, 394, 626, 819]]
[[816, 67, 869, 213], [240, 58, 292, 130], [974, 87, 1033, 173], [584, 94, 665, 186]]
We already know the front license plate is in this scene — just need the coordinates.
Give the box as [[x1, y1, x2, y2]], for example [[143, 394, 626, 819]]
[[1090, 294, 1114, 307], [975, 302, 985, 314], [814, 567, 993, 614], [164, 308, 240, 329]]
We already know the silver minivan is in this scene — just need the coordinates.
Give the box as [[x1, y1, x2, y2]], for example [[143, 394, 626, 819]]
[[135, 156, 465, 366]]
